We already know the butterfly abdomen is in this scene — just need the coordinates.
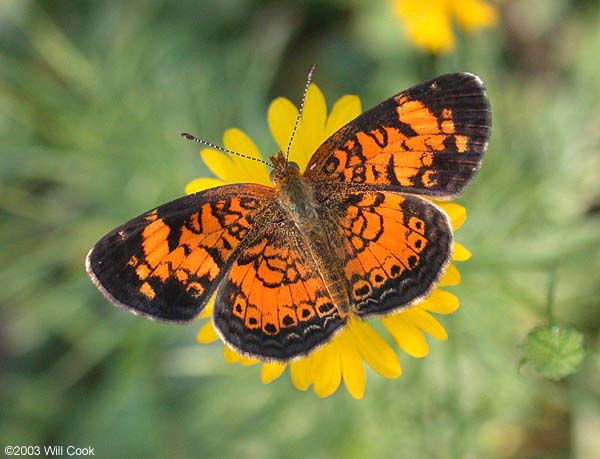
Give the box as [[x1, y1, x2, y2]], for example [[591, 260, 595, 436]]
[[277, 173, 352, 315]]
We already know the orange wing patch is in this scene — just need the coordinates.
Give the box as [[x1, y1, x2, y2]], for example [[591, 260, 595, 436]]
[[397, 100, 469, 153], [213, 228, 346, 362], [126, 197, 256, 302], [331, 191, 453, 317]]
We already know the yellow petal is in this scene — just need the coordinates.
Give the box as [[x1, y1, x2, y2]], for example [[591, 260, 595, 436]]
[[438, 263, 461, 286], [452, 0, 498, 32], [394, 0, 455, 54], [199, 299, 214, 318], [290, 357, 312, 391], [223, 346, 258, 366], [261, 362, 287, 384], [337, 330, 366, 400], [325, 95, 362, 138], [452, 242, 472, 261], [402, 307, 448, 340], [299, 84, 328, 168], [311, 343, 342, 398], [201, 148, 236, 182], [196, 321, 219, 344], [223, 127, 262, 159], [418, 289, 460, 314], [348, 318, 402, 378], [383, 314, 429, 358], [239, 355, 259, 366], [223, 346, 239, 364], [185, 177, 225, 194], [267, 97, 308, 170], [290, 122, 310, 171], [268, 97, 298, 153], [436, 202, 467, 230], [223, 128, 271, 186]]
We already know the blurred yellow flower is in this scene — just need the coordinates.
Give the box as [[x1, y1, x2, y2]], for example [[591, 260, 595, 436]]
[[187, 83, 469, 399], [393, 0, 498, 54]]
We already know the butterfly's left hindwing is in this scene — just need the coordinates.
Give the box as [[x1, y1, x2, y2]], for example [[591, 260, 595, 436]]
[[86, 184, 275, 323], [213, 221, 347, 362]]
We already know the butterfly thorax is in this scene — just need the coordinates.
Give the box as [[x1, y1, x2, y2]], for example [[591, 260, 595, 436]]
[[270, 153, 318, 227], [269, 151, 352, 315]]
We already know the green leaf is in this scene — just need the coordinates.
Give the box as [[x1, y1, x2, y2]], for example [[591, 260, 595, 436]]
[[522, 324, 585, 381]]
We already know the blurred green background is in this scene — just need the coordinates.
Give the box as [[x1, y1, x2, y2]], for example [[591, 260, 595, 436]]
[[1, 1, 600, 458]]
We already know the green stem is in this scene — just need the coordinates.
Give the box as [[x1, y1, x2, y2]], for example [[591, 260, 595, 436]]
[[418, 52, 439, 80]]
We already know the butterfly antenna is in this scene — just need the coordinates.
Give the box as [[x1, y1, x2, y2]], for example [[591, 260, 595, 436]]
[[285, 64, 316, 163], [181, 133, 272, 167]]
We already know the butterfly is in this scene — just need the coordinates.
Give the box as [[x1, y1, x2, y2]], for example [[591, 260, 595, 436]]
[[86, 72, 491, 362]]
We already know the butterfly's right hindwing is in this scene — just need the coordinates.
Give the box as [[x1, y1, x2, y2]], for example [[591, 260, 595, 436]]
[[86, 184, 275, 323], [317, 189, 453, 317]]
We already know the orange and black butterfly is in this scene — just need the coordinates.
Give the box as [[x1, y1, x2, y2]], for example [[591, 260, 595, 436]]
[[86, 73, 491, 362]]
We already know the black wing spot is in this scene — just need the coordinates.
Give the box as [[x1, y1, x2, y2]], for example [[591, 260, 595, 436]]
[[240, 197, 259, 210], [355, 284, 370, 297], [282, 315, 294, 326], [324, 156, 340, 173], [407, 255, 418, 268], [318, 302, 335, 314]]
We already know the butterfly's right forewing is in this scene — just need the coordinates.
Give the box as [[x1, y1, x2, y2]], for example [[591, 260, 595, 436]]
[[305, 73, 491, 198]]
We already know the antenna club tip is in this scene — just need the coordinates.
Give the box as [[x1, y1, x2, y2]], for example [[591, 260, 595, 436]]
[[181, 133, 194, 140]]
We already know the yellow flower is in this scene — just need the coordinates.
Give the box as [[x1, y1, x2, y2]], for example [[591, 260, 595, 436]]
[[393, 0, 498, 54], [187, 84, 470, 399]]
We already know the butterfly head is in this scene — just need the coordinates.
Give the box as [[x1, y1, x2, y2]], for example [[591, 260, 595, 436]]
[[269, 151, 300, 185]]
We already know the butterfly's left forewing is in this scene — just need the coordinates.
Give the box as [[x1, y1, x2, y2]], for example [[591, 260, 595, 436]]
[[86, 183, 275, 323]]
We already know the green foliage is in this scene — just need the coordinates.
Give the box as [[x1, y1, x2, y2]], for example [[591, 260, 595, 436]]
[[522, 324, 585, 380], [1, 1, 600, 458]]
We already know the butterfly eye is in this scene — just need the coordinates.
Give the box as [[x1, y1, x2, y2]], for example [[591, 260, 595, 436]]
[[288, 162, 300, 172]]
